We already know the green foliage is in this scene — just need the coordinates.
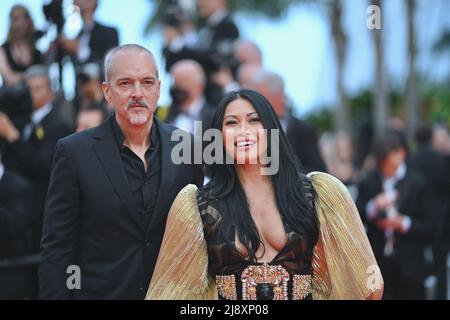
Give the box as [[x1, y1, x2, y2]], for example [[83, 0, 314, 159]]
[[228, 0, 305, 18], [305, 83, 450, 134], [305, 107, 333, 133], [305, 91, 373, 134], [423, 84, 450, 126]]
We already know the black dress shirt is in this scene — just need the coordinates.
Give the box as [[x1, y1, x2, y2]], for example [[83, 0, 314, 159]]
[[112, 118, 161, 227]]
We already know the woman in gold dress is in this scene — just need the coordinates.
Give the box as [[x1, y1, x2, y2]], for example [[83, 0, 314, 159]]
[[146, 90, 383, 300]]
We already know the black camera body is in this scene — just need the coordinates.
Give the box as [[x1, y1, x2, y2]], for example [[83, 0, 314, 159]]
[[0, 83, 32, 118], [43, 0, 65, 34]]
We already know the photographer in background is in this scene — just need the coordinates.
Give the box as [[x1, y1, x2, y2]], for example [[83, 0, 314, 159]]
[[77, 62, 109, 113], [166, 59, 214, 135], [59, 0, 119, 66], [0, 5, 42, 87], [356, 130, 434, 299], [163, 0, 239, 104]]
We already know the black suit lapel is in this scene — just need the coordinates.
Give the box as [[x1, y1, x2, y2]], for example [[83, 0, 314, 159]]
[[146, 118, 178, 234], [92, 117, 143, 230]]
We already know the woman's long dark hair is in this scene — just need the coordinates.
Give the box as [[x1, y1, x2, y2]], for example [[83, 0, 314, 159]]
[[7, 5, 36, 46], [207, 89, 319, 261]]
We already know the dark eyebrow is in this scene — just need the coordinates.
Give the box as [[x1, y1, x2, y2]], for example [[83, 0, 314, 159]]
[[224, 112, 258, 120]]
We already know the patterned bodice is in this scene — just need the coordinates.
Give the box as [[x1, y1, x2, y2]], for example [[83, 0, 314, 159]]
[[197, 175, 318, 300]]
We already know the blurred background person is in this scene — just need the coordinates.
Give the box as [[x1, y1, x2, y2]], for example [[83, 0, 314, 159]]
[[237, 63, 261, 89], [356, 130, 434, 300], [208, 39, 264, 95], [248, 69, 327, 173], [162, 0, 239, 104], [0, 5, 42, 87], [409, 124, 450, 300], [57, 0, 119, 117], [59, 0, 119, 67], [165, 59, 214, 136], [163, 0, 239, 72], [230, 40, 263, 91], [0, 65, 72, 261], [76, 107, 106, 132], [233, 39, 263, 67], [432, 123, 450, 156], [0, 150, 35, 299], [77, 62, 109, 114], [320, 130, 358, 198]]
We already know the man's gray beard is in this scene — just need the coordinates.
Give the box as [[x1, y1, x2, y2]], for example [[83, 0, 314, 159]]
[[129, 113, 149, 125]]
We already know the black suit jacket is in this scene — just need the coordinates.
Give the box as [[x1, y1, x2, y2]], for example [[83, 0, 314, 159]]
[[0, 169, 35, 299], [408, 147, 450, 254], [3, 106, 72, 253], [285, 115, 327, 174], [163, 14, 239, 73], [78, 22, 119, 65], [39, 116, 203, 299], [5, 106, 72, 189], [356, 168, 434, 282], [0, 170, 33, 257]]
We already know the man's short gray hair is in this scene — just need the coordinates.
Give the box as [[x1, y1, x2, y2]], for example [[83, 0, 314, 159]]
[[251, 69, 284, 95], [103, 44, 158, 82], [24, 64, 50, 80]]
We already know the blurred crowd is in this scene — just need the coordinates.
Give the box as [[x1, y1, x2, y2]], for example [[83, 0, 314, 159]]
[[1, 0, 449, 300]]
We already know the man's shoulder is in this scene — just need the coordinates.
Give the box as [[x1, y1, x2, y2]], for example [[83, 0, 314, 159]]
[[358, 168, 381, 188], [155, 117, 179, 133], [155, 117, 194, 141], [404, 167, 428, 188], [93, 21, 118, 34], [59, 120, 109, 150], [288, 114, 315, 130], [1, 169, 31, 191]]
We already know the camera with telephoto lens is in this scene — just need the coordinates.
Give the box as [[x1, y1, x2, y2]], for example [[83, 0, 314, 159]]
[[0, 84, 32, 118], [43, 0, 65, 34]]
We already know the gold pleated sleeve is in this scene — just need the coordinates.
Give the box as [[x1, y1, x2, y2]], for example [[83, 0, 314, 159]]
[[308, 172, 383, 300], [145, 184, 218, 300]]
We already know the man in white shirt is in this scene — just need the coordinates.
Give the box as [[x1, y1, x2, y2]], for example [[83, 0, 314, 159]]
[[166, 59, 214, 137], [356, 130, 434, 299]]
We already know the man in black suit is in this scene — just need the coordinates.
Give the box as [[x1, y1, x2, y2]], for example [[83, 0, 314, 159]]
[[39, 44, 203, 299], [247, 69, 327, 173], [356, 130, 434, 299], [0, 154, 35, 299], [409, 125, 450, 299], [0, 65, 73, 253], [162, 0, 239, 104], [163, 0, 239, 73], [60, 0, 119, 66]]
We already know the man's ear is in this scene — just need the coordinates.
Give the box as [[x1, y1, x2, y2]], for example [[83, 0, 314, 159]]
[[102, 81, 112, 104], [157, 80, 161, 100]]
